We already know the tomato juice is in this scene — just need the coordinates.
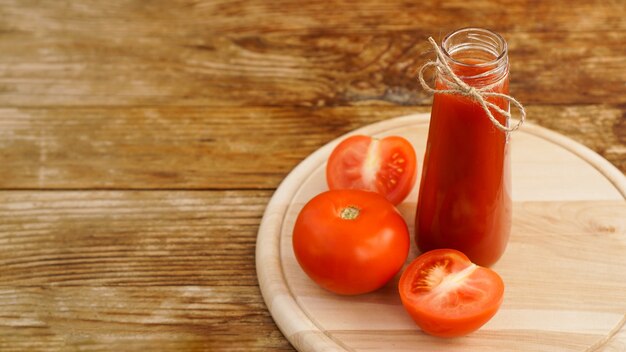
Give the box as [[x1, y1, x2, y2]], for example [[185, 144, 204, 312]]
[[416, 29, 511, 267]]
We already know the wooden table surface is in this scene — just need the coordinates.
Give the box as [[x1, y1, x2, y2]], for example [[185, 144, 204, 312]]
[[0, 1, 624, 351]]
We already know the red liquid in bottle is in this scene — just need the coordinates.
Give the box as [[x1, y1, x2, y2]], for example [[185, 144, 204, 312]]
[[416, 52, 511, 267]]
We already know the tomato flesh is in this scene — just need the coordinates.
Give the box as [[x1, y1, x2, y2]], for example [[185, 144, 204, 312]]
[[293, 189, 410, 295], [399, 249, 504, 337], [326, 135, 417, 205]]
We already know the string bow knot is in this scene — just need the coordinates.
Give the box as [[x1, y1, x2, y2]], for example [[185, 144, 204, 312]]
[[418, 37, 525, 133]]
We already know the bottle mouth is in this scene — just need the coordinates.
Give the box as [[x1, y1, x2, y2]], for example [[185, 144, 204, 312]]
[[439, 27, 509, 83], [442, 27, 508, 67]]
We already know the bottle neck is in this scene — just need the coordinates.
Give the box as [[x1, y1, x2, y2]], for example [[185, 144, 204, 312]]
[[438, 28, 509, 89]]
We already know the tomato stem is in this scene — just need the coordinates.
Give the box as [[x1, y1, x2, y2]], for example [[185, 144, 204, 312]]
[[340, 206, 360, 220]]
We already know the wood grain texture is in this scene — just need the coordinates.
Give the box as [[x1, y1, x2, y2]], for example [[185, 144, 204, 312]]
[[0, 190, 270, 286], [0, 286, 292, 351], [0, 2, 625, 107], [258, 115, 626, 352], [0, 0, 625, 351], [0, 190, 294, 351], [0, 105, 623, 189]]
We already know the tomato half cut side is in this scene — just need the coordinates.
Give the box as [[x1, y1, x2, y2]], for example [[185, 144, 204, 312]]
[[326, 135, 417, 205], [398, 249, 504, 337]]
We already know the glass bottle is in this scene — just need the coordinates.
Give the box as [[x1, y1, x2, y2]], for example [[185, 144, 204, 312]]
[[415, 28, 512, 267]]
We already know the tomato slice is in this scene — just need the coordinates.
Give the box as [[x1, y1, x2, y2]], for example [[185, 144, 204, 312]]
[[326, 135, 417, 205], [398, 249, 504, 337]]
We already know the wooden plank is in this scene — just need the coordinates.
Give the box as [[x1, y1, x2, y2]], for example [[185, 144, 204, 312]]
[[0, 189, 296, 350], [0, 105, 623, 189], [0, 4, 624, 107], [0, 286, 293, 352], [0, 106, 423, 189], [328, 330, 605, 352], [2, 0, 625, 34], [0, 190, 270, 286]]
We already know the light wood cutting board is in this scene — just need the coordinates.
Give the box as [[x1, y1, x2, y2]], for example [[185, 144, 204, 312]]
[[256, 114, 626, 351]]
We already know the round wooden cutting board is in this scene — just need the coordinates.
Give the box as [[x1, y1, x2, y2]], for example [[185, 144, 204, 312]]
[[256, 114, 626, 352]]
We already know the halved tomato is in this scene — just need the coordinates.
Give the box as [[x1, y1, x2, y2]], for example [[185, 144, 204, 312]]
[[398, 249, 504, 337], [326, 135, 417, 205]]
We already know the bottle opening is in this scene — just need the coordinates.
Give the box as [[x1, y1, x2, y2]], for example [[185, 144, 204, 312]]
[[440, 27, 509, 84]]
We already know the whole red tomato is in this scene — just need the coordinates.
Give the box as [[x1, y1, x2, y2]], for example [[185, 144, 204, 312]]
[[292, 189, 410, 295]]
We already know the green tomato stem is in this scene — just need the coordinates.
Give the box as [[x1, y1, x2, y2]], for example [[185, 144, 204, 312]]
[[340, 206, 360, 220]]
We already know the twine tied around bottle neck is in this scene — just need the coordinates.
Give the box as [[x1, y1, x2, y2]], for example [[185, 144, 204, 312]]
[[418, 37, 525, 133]]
